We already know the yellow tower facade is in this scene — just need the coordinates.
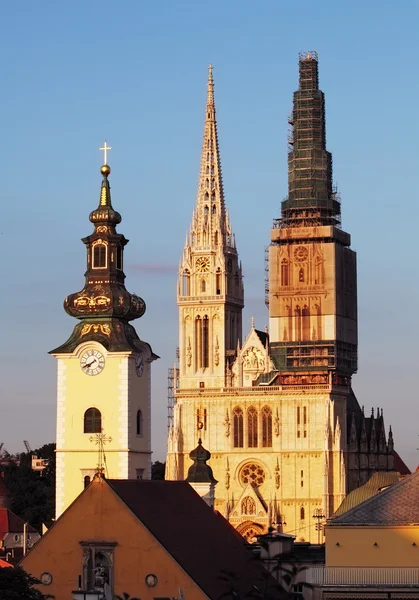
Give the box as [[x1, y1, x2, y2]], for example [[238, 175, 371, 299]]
[[51, 157, 157, 518]]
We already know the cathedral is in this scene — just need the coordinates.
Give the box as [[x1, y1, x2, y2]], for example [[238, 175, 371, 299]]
[[165, 54, 397, 542]]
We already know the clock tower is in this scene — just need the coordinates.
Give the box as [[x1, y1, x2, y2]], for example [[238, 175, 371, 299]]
[[51, 150, 157, 518]]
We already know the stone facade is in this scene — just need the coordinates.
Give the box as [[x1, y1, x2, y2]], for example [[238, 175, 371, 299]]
[[166, 58, 396, 543]]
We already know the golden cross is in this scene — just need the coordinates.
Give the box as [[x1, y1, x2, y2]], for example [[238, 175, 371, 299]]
[[99, 141, 112, 165]]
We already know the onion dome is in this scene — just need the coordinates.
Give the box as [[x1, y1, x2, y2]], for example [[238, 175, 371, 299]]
[[186, 439, 217, 484], [50, 147, 152, 354]]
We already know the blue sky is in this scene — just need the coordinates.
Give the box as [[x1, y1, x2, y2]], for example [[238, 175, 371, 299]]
[[1, 1, 418, 468]]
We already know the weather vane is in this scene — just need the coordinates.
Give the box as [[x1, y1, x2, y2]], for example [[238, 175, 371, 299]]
[[99, 141, 112, 165]]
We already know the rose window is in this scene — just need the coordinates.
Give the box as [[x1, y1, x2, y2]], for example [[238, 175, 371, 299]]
[[240, 463, 265, 487]]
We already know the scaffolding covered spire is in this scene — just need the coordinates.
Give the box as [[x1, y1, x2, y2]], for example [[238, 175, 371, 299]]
[[282, 52, 341, 227]]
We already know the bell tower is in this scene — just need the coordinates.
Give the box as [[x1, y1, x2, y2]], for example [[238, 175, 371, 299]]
[[51, 147, 157, 518], [178, 66, 244, 389]]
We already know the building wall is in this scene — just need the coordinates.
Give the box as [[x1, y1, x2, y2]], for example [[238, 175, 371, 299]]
[[55, 342, 151, 517], [326, 526, 419, 567], [21, 478, 208, 600], [167, 387, 349, 542]]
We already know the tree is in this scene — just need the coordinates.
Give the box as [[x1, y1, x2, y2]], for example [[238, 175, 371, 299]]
[[0, 566, 52, 600], [151, 461, 165, 480], [1, 443, 56, 530]]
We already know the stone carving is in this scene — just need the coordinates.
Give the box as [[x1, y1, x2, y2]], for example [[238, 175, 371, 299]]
[[214, 336, 220, 366], [274, 408, 280, 437], [186, 338, 192, 367], [242, 347, 264, 371], [224, 409, 230, 437]]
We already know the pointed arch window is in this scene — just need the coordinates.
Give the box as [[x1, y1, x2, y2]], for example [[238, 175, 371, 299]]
[[206, 166, 210, 174], [204, 205, 209, 215], [302, 305, 310, 341], [212, 204, 216, 214], [201, 279, 206, 293], [300, 507, 305, 520], [233, 407, 244, 448], [262, 406, 272, 448], [136, 409, 143, 436], [211, 179, 215, 189], [295, 306, 302, 341], [248, 406, 258, 448], [182, 270, 190, 296], [299, 267, 305, 283], [281, 258, 289, 286], [84, 408, 102, 434], [216, 267, 222, 295], [205, 179, 209, 188], [214, 231, 219, 246], [196, 315, 209, 369], [92, 243, 107, 269]]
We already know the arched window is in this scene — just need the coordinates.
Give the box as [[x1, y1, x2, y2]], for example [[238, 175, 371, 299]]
[[248, 406, 258, 448], [116, 246, 123, 270], [84, 408, 101, 433], [315, 304, 321, 339], [84, 475, 91, 489], [241, 496, 256, 515], [136, 409, 143, 435], [216, 267, 221, 295], [195, 316, 202, 368], [233, 407, 244, 448], [295, 306, 302, 341], [262, 406, 272, 448], [204, 205, 209, 215], [205, 179, 209, 188], [206, 166, 210, 174], [202, 315, 209, 368], [300, 507, 305, 520], [299, 267, 304, 283], [211, 178, 215, 189], [281, 258, 289, 286], [302, 305, 310, 341], [211, 165, 215, 175], [212, 204, 216, 214], [214, 231, 219, 245], [92, 243, 107, 268], [201, 279, 206, 293], [182, 270, 190, 296]]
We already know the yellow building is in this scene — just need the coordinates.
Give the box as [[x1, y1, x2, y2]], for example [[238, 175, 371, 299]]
[[300, 469, 419, 599], [166, 56, 397, 543], [51, 155, 157, 518], [20, 476, 271, 600]]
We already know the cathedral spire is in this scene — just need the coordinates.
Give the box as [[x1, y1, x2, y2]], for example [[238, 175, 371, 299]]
[[193, 64, 227, 235]]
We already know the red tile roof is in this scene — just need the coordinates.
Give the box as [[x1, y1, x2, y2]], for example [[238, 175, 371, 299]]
[[0, 558, 13, 568], [0, 509, 37, 538], [107, 479, 273, 599]]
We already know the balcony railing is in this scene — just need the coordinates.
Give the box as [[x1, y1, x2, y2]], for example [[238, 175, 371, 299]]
[[308, 566, 419, 586]]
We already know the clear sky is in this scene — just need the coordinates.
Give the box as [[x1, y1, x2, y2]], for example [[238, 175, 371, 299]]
[[1, 1, 418, 469]]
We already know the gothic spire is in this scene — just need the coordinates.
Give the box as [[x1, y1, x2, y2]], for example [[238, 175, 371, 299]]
[[282, 52, 341, 227], [190, 65, 231, 246]]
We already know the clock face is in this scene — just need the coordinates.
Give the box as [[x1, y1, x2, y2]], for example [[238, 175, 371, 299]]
[[145, 573, 158, 587], [294, 246, 309, 262], [135, 352, 144, 377], [80, 349, 105, 376], [40, 572, 52, 585], [196, 256, 210, 272]]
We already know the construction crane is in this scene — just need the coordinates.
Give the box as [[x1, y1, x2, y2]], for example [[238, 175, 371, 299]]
[[23, 440, 32, 453]]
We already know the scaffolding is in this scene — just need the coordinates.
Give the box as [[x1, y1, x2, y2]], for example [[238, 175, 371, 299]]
[[167, 347, 179, 430], [264, 246, 270, 307]]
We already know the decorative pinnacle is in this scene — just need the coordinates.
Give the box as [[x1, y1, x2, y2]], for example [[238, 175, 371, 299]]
[[207, 63, 214, 106]]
